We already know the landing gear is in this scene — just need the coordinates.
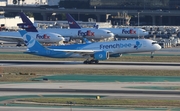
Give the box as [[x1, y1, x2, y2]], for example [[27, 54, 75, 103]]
[[151, 52, 154, 58], [16, 43, 22, 47], [83, 59, 99, 64]]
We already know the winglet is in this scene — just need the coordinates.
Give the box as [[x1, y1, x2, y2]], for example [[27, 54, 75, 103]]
[[66, 13, 81, 29], [17, 12, 38, 32]]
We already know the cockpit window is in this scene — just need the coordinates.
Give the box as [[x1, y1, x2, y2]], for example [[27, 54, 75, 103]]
[[107, 32, 111, 34], [152, 42, 157, 44], [58, 36, 61, 37]]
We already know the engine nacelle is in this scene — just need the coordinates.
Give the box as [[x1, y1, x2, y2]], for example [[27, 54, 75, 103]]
[[94, 51, 109, 60], [110, 53, 122, 57]]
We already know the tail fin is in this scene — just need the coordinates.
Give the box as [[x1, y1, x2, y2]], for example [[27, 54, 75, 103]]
[[66, 13, 81, 29], [23, 34, 47, 51], [17, 12, 38, 32], [19, 30, 27, 37], [93, 23, 99, 29]]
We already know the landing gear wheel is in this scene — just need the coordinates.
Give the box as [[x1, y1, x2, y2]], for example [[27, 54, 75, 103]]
[[83, 59, 99, 64], [83, 61, 88, 64], [150, 52, 154, 58], [95, 60, 99, 64]]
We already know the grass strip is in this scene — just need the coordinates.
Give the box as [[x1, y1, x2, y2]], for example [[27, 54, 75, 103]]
[[0, 67, 180, 82], [1, 54, 180, 62], [18, 97, 180, 107]]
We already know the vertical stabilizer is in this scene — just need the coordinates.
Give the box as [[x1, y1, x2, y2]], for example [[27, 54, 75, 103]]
[[22, 33, 47, 52], [17, 12, 38, 32], [66, 13, 81, 29]]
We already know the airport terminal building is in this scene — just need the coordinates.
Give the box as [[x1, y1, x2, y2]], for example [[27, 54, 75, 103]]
[[89, 0, 180, 10], [60, 0, 180, 10], [58, 0, 180, 26]]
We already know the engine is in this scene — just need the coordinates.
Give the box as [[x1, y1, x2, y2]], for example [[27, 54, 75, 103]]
[[110, 53, 122, 57], [94, 51, 109, 60]]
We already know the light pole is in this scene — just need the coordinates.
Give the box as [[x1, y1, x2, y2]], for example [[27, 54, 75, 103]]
[[138, 12, 140, 38], [0, 7, 4, 18]]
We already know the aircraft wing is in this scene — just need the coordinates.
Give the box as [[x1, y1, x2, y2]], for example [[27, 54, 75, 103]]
[[51, 49, 101, 55], [0, 36, 24, 42]]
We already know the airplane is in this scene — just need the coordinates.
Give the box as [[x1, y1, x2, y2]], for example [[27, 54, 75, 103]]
[[65, 13, 148, 38], [17, 14, 114, 42], [37, 16, 114, 41], [0, 12, 65, 46], [20, 30, 161, 64]]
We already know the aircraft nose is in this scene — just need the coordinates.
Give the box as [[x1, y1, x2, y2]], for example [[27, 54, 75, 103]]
[[60, 37, 65, 41], [156, 44, 161, 50], [58, 36, 65, 41], [109, 33, 114, 37], [144, 31, 149, 36]]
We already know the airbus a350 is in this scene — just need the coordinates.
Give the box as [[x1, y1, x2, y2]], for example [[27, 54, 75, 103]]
[[20, 30, 161, 64]]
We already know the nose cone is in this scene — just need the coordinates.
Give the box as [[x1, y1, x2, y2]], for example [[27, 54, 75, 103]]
[[109, 32, 114, 38], [59, 37, 65, 41], [155, 44, 161, 50], [141, 31, 148, 37]]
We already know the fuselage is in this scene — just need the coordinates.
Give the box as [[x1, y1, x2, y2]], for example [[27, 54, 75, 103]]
[[39, 28, 114, 40], [47, 39, 161, 58], [0, 31, 64, 43], [102, 28, 149, 38]]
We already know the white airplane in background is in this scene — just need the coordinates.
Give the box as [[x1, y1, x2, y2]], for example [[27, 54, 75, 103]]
[[20, 29, 161, 64], [65, 13, 148, 38], [39, 15, 114, 41], [0, 12, 65, 46], [94, 24, 149, 38]]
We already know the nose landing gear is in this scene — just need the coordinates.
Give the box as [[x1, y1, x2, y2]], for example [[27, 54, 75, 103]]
[[151, 52, 154, 58]]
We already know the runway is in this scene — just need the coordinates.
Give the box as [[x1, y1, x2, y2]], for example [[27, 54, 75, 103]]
[[1, 60, 180, 70], [0, 82, 180, 111], [0, 106, 162, 111]]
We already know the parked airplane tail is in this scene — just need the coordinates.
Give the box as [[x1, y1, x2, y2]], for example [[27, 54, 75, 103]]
[[66, 13, 81, 29], [17, 12, 38, 32], [93, 23, 99, 29]]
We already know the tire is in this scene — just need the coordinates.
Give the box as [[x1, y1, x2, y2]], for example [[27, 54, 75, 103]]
[[95, 60, 99, 64]]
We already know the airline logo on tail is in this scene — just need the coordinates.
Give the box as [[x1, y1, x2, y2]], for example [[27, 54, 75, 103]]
[[36, 34, 50, 39], [78, 30, 95, 36], [122, 29, 136, 34], [18, 24, 32, 29], [24, 34, 36, 48], [68, 21, 75, 25]]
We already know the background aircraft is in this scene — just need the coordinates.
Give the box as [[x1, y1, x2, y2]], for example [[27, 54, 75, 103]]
[[0, 12, 65, 46], [21, 30, 161, 64], [66, 13, 148, 39], [38, 14, 114, 41], [17, 13, 114, 42]]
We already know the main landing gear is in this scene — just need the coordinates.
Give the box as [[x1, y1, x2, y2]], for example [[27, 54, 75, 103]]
[[83, 59, 99, 64]]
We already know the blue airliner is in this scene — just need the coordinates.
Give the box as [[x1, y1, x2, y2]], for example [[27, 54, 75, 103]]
[[20, 30, 161, 64]]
